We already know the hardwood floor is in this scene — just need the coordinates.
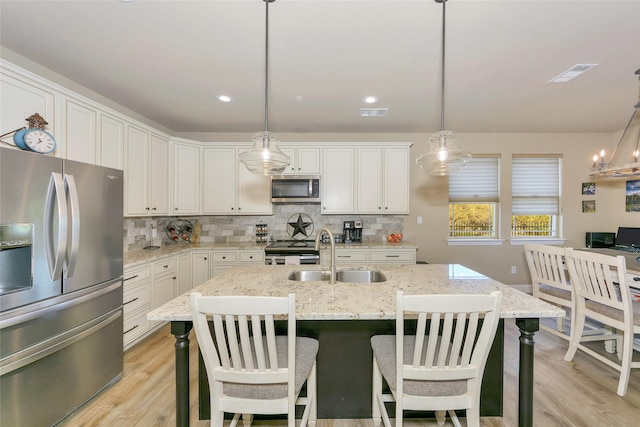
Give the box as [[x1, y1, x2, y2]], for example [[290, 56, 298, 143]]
[[59, 318, 640, 426]]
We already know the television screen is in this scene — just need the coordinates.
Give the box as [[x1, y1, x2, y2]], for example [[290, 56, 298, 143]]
[[615, 227, 640, 247]]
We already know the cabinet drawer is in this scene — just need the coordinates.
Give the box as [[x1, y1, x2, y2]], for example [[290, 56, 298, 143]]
[[123, 281, 152, 316], [123, 310, 151, 347], [370, 250, 416, 263], [123, 265, 151, 286], [212, 251, 238, 263], [335, 250, 367, 262], [239, 251, 264, 263], [154, 257, 176, 275]]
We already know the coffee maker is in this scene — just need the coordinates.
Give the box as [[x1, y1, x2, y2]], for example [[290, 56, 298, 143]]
[[343, 220, 363, 244]]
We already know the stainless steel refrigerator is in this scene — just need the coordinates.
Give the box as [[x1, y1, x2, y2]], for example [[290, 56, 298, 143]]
[[0, 147, 124, 426]]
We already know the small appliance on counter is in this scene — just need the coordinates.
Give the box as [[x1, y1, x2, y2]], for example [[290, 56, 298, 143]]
[[343, 220, 363, 244]]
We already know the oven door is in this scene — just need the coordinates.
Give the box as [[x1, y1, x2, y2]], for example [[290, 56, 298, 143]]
[[265, 254, 320, 265]]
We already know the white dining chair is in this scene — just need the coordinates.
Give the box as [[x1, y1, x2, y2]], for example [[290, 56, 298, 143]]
[[190, 292, 318, 426], [524, 243, 573, 338], [370, 290, 502, 427], [563, 249, 640, 396]]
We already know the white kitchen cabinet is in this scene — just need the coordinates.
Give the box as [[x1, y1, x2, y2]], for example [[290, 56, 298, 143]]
[[211, 249, 265, 277], [192, 250, 211, 287], [356, 147, 410, 214], [125, 127, 169, 216], [177, 252, 192, 295], [122, 264, 153, 350], [64, 98, 97, 164], [152, 256, 177, 311], [202, 147, 271, 215], [322, 147, 355, 214], [369, 248, 416, 264], [99, 113, 124, 170], [280, 147, 321, 175], [320, 247, 416, 266], [172, 141, 200, 215]]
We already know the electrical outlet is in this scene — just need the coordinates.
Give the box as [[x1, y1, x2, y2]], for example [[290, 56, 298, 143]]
[[511, 266, 517, 274], [417, 216, 423, 225], [152, 229, 157, 237]]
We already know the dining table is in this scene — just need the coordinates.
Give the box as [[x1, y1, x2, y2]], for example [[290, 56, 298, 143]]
[[147, 263, 565, 427]]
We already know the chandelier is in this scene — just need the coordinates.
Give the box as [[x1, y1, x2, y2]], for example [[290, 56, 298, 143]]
[[239, 0, 291, 175], [416, 0, 471, 176], [590, 68, 640, 178]]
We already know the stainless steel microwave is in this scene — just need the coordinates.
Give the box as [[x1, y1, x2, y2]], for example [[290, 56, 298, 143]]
[[271, 175, 320, 204]]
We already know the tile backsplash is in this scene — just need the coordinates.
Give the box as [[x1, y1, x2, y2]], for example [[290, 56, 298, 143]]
[[124, 205, 404, 251]]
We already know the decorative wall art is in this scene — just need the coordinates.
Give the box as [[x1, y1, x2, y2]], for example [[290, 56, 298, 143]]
[[582, 200, 596, 213], [582, 182, 596, 195], [626, 180, 640, 212]]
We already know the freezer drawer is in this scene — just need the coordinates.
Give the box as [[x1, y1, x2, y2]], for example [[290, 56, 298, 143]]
[[0, 308, 123, 426]]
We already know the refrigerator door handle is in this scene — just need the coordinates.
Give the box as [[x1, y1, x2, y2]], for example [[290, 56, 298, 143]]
[[44, 172, 67, 281], [64, 174, 80, 278]]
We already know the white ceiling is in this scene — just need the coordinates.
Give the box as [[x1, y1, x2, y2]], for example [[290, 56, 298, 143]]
[[1, 0, 639, 135]]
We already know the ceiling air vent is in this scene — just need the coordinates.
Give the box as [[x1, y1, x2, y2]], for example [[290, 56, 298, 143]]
[[360, 108, 389, 117], [549, 64, 599, 83]]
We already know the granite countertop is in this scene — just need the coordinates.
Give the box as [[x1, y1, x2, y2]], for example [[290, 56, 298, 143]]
[[147, 264, 564, 322], [124, 240, 418, 269]]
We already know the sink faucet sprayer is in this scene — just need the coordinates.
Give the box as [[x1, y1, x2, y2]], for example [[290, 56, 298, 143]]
[[315, 227, 336, 284]]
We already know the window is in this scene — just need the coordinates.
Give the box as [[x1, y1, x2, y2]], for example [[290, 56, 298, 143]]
[[449, 156, 500, 238], [511, 156, 561, 237]]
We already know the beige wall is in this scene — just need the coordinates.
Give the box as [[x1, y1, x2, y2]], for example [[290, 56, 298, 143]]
[[179, 130, 635, 285]]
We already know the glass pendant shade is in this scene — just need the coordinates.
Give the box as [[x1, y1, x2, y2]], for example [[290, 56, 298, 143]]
[[239, 131, 289, 175], [416, 130, 471, 176]]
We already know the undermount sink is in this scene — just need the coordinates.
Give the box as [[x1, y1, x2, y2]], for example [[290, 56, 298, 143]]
[[336, 269, 386, 283], [287, 269, 386, 283]]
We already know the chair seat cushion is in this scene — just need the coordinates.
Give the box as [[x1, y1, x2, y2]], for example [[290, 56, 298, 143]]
[[370, 335, 467, 397], [585, 300, 640, 327], [538, 284, 571, 301], [223, 336, 319, 400]]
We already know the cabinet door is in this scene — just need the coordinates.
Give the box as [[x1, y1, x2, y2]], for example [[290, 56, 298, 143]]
[[149, 135, 169, 214], [356, 148, 383, 213], [322, 148, 354, 214], [297, 148, 320, 174], [238, 149, 272, 214], [99, 114, 124, 169], [172, 143, 200, 214], [202, 148, 237, 214], [383, 148, 410, 213], [192, 251, 211, 287], [125, 126, 150, 216], [280, 147, 296, 174], [177, 253, 192, 295], [153, 273, 176, 309], [65, 99, 96, 164]]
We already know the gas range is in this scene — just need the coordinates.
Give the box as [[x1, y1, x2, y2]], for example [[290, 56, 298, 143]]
[[264, 240, 320, 265]]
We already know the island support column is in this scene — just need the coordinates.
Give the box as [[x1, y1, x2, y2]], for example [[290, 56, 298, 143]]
[[171, 321, 193, 427], [515, 318, 539, 427]]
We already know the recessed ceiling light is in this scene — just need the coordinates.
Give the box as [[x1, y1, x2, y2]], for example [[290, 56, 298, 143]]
[[549, 64, 599, 83], [361, 108, 388, 117], [218, 95, 232, 102], [363, 96, 378, 104]]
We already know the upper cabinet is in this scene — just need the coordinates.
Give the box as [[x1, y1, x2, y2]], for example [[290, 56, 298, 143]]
[[64, 99, 97, 163], [322, 147, 355, 214], [357, 147, 410, 214], [99, 114, 125, 170], [171, 141, 200, 215], [125, 127, 169, 216], [202, 147, 271, 215], [280, 147, 321, 175]]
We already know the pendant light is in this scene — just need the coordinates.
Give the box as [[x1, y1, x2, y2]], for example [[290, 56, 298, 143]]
[[240, 0, 291, 175], [416, 0, 471, 176], [589, 68, 640, 178]]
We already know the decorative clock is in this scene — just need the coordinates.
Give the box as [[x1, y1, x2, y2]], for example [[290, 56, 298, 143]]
[[1, 113, 57, 154]]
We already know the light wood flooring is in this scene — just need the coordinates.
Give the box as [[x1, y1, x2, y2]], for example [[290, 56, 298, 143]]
[[59, 318, 640, 426]]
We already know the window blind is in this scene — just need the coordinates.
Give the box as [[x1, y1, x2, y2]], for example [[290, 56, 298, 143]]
[[512, 157, 560, 215], [449, 157, 499, 202]]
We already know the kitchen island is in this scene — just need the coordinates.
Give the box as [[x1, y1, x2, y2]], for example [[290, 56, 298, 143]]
[[147, 263, 564, 427]]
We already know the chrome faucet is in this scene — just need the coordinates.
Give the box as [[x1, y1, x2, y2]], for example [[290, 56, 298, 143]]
[[315, 227, 336, 284]]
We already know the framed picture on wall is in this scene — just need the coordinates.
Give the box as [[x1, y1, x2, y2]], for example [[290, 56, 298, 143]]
[[626, 180, 640, 212], [582, 182, 596, 195], [582, 200, 596, 213]]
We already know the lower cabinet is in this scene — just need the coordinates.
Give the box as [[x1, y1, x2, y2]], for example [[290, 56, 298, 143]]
[[122, 264, 153, 350], [192, 250, 211, 287], [321, 248, 416, 266], [211, 249, 265, 277]]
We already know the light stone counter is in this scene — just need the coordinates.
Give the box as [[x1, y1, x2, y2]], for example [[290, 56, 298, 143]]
[[147, 263, 564, 322], [124, 240, 417, 269]]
